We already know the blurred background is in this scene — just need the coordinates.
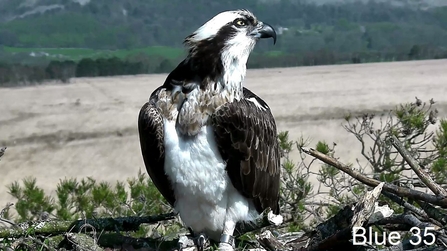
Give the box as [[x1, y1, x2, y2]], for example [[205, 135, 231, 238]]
[[1, 0, 447, 85]]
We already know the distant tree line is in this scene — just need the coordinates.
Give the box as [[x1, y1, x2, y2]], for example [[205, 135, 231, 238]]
[[1, 43, 446, 87], [0, 54, 176, 86], [249, 44, 447, 68]]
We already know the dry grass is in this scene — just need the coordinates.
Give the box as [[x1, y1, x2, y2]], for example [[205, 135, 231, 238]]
[[1, 59, 446, 207]]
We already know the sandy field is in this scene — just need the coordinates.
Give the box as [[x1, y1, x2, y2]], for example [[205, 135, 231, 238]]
[[1, 59, 447, 208]]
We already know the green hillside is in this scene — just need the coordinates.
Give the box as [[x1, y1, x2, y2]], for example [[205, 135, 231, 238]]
[[1, 0, 447, 85], [1, 0, 447, 52]]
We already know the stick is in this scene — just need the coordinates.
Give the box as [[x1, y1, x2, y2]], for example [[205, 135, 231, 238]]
[[0, 212, 177, 239], [389, 135, 447, 197], [300, 147, 447, 208]]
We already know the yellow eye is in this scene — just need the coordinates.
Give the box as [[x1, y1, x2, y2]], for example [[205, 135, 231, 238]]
[[235, 19, 246, 27]]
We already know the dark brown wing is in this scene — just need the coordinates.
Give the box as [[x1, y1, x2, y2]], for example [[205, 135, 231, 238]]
[[210, 87, 281, 214], [138, 87, 175, 207]]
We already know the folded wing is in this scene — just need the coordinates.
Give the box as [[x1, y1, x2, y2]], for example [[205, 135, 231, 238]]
[[210, 87, 281, 214]]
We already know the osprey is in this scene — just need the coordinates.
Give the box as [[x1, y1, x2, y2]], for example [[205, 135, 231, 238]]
[[138, 9, 281, 250]]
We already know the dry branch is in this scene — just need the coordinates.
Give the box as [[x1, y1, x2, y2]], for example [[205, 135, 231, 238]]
[[0, 147, 6, 161], [351, 182, 384, 228], [301, 147, 447, 208], [389, 135, 447, 197], [0, 212, 177, 239], [0, 203, 14, 227], [415, 201, 447, 225]]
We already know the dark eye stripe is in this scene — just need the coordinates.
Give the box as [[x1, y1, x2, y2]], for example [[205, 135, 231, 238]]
[[246, 16, 255, 25], [240, 13, 256, 26]]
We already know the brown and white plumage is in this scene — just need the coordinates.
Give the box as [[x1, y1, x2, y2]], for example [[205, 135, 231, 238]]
[[138, 9, 281, 250]]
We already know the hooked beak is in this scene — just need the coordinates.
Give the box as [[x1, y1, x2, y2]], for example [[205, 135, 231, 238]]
[[250, 22, 277, 45]]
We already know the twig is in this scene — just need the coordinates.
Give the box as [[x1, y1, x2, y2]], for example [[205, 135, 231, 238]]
[[0, 147, 6, 160], [0, 203, 15, 227], [300, 147, 447, 208], [0, 218, 16, 227], [389, 135, 447, 197]]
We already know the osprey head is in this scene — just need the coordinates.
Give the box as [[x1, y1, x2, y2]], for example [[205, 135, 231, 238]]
[[184, 9, 276, 73], [185, 9, 276, 46]]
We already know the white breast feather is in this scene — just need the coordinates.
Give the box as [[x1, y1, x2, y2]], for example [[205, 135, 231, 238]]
[[162, 119, 258, 241]]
